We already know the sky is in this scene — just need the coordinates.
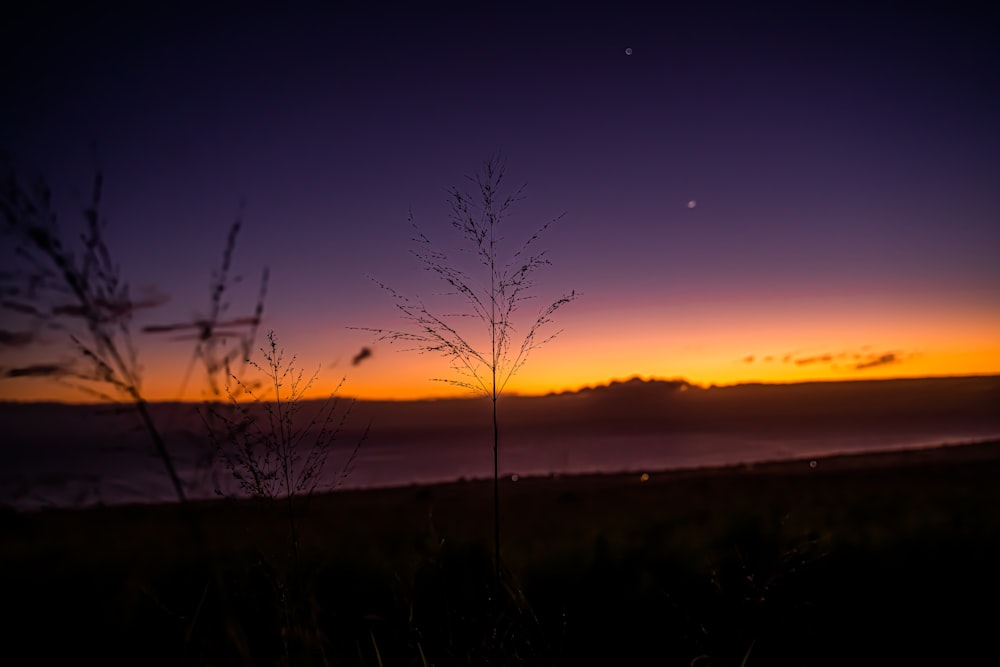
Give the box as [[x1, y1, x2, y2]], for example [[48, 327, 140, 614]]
[[2, 0, 998, 403]]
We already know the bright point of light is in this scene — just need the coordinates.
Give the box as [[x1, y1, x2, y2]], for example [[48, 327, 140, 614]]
[[687, 200, 697, 208], [640, 472, 650, 482], [625, 47, 633, 55], [809, 460, 817, 469], [511, 474, 519, 482]]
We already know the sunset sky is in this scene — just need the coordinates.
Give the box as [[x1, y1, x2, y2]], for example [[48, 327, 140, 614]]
[[2, 0, 998, 402]]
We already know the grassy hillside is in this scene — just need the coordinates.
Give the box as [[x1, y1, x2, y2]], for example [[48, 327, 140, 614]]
[[4, 439, 1000, 665]]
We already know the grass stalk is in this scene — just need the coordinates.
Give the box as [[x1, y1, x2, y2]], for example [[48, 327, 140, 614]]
[[358, 156, 576, 660]]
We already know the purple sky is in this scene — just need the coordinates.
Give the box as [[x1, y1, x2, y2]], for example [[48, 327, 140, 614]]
[[2, 1, 999, 401]]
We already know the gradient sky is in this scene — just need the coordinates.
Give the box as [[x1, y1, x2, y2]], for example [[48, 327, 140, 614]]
[[2, 0, 998, 402]]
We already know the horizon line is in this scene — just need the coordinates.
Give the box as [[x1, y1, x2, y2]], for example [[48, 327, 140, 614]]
[[3, 371, 998, 406]]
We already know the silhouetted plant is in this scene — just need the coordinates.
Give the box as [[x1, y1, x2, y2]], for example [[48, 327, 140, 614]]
[[203, 329, 367, 664], [206, 330, 364, 517], [0, 164, 267, 503], [143, 202, 269, 400], [360, 156, 577, 580], [1, 161, 266, 662]]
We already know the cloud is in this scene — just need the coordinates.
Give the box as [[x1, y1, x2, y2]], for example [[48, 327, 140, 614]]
[[854, 352, 901, 370], [794, 354, 833, 366], [748, 348, 910, 372], [352, 347, 373, 366]]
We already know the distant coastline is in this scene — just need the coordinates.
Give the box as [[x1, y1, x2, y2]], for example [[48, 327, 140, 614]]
[[3, 374, 999, 510]]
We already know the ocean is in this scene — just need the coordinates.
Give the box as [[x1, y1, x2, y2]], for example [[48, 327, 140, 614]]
[[4, 414, 997, 510], [5, 376, 999, 510]]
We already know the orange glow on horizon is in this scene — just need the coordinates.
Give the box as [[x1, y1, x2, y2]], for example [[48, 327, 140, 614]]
[[4, 338, 998, 404], [3, 293, 998, 403]]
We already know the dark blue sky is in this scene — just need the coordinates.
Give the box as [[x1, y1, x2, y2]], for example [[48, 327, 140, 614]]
[[3, 0, 998, 401]]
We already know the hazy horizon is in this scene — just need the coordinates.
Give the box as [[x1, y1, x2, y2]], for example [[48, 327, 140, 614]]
[[3, 371, 1000, 406]]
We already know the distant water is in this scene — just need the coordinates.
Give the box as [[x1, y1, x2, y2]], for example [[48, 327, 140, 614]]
[[4, 425, 999, 511]]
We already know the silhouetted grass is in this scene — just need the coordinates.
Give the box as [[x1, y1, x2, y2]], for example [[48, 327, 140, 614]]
[[202, 329, 368, 664], [2, 161, 268, 662], [360, 157, 577, 587], [1, 162, 267, 499]]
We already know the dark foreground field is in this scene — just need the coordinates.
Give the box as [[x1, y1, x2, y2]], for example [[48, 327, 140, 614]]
[[5, 439, 1000, 666]]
